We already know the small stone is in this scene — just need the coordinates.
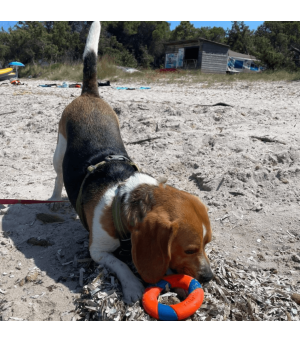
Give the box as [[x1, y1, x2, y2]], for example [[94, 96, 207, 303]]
[[25, 269, 39, 282], [257, 253, 266, 261], [36, 213, 64, 224], [46, 285, 57, 292], [257, 239, 261, 243], [291, 293, 300, 305], [27, 237, 54, 247], [19, 279, 25, 286]]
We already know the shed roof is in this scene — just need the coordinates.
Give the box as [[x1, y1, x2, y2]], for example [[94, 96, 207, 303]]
[[164, 38, 229, 48], [228, 49, 257, 60]]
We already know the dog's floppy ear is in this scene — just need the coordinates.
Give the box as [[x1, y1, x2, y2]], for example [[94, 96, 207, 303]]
[[125, 184, 156, 227], [131, 218, 177, 284]]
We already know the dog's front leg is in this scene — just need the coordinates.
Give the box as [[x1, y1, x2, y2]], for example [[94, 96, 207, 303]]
[[49, 133, 67, 201], [90, 250, 144, 304]]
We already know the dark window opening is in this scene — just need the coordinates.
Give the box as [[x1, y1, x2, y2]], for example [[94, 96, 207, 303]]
[[184, 47, 199, 68], [184, 47, 199, 59]]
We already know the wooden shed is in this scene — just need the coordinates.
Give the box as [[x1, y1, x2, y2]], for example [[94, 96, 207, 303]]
[[164, 38, 229, 74]]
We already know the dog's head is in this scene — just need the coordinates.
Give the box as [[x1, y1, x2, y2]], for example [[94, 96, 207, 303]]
[[127, 183, 213, 284]]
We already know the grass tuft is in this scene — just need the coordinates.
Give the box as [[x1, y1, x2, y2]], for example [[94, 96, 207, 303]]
[[19, 58, 300, 85], [19, 55, 132, 82]]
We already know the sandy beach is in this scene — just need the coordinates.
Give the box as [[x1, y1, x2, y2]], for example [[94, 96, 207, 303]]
[[0, 78, 299, 321]]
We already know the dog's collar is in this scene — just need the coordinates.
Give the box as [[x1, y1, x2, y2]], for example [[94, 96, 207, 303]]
[[87, 155, 139, 173], [75, 155, 139, 231]]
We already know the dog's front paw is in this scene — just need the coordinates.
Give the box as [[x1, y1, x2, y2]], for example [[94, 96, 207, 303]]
[[122, 279, 144, 304], [47, 200, 63, 212]]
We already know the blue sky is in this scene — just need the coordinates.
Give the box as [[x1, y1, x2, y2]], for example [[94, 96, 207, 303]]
[[1, 21, 18, 30], [168, 21, 264, 31], [0, 21, 264, 32]]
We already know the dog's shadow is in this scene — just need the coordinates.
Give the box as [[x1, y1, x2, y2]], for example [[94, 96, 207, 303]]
[[1, 201, 91, 292]]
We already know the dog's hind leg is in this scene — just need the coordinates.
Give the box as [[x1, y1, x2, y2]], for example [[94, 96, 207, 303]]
[[49, 132, 67, 201]]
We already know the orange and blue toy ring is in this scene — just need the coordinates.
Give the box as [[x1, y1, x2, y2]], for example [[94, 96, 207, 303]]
[[142, 274, 204, 321]]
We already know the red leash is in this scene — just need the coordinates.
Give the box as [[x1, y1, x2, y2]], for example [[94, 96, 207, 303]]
[[0, 199, 69, 205]]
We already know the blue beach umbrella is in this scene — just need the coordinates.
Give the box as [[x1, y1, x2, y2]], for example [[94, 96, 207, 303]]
[[8, 61, 25, 78], [9, 61, 25, 67]]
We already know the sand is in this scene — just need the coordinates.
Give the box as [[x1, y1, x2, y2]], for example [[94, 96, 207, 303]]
[[0, 78, 300, 321]]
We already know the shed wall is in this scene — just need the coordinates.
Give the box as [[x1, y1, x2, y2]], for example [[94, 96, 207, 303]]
[[197, 42, 203, 68], [165, 42, 200, 54], [201, 42, 228, 74]]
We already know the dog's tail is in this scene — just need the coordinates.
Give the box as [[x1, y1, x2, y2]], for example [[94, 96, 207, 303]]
[[82, 21, 101, 97]]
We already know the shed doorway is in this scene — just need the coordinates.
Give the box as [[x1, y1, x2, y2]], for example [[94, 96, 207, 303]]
[[184, 47, 199, 69]]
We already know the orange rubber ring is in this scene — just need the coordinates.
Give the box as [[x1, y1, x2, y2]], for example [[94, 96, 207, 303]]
[[142, 274, 204, 321]]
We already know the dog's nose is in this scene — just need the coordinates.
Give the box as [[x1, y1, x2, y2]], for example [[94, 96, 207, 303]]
[[198, 270, 214, 284]]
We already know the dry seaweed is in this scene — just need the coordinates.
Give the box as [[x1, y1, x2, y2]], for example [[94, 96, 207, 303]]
[[73, 248, 300, 321]]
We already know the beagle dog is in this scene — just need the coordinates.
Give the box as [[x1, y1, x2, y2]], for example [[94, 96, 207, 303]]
[[50, 21, 213, 304]]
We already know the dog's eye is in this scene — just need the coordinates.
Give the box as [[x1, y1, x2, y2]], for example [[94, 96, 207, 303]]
[[185, 249, 198, 255]]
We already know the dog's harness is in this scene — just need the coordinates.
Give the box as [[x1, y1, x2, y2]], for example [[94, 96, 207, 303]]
[[76, 155, 139, 260]]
